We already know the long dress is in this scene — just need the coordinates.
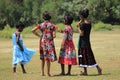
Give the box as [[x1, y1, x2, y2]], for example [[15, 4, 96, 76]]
[[78, 22, 98, 68], [58, 25, 77, 65], [37, 21, 57, 62], [12, 33, 36, 65], [78, 20, 82, 49], [78, 35, 80, 49]]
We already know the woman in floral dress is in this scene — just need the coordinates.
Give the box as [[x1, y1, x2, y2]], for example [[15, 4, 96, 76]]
[[32, 11, 57, 76], [58, 14, 77, 75]]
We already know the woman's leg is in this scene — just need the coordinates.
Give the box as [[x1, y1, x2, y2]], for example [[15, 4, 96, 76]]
[[80, 67, 88, 75], [20, 64, 26, 73], [84, 67, 87, 74], [96, 65, 102, 75], [41, 59, 45, 76], [13, 64, 17, 73], [66, 65, 72, 75], [60, 64, 65, 75], [46, 61, 51, 76]]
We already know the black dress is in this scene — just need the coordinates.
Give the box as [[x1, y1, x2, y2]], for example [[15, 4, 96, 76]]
[[78, 22, 98, 68]]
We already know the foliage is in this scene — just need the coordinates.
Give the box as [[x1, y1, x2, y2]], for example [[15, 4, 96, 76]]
[[92, 22, 113, 31], [1, 22, 120, 39], [40, 0, 59, 23], [0, 24, 35, 39], [0, 0, 120, 29], [0, 24, 15, 39], [87, 0, 120, 24]]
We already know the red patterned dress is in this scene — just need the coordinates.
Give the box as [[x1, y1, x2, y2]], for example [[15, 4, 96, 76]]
[[37, 21, 57, 62], [58, 25, 77, 65]]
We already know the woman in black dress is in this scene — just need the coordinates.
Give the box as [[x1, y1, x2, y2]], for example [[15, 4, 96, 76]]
[[76, 9, 102, 75]]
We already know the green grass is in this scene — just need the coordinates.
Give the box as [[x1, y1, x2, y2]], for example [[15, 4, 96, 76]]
[[0, 30, 120, 80]]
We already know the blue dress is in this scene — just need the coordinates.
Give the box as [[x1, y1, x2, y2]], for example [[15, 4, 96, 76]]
[[12, 33, 36, 65]]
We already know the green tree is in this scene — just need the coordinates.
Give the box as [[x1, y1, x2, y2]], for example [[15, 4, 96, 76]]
[[0, 0, 24, 28], [32, 0, 42, 22], [40, 0, 59, 23], [87, 0, 120, 24], [57, 0, 88, 21], [0, 0, 120, 29]]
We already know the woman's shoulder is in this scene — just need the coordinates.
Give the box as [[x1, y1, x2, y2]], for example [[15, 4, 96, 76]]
[[41, 21, 53, 26], [80, 21, 91, 28], [84, 20, 91, 25], [14, 32, 22, 38], [64, 25, 72, 32]]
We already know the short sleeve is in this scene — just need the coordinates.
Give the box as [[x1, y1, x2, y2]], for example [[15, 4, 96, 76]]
[[36, 24, 41, 29], [52, 24, 58, 31], [80, 23, 84, 31]]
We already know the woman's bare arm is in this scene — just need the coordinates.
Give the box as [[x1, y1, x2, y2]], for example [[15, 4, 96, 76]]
[[32, 27, 40, 37]]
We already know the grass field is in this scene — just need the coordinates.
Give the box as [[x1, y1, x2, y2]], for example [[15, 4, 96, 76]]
[[0, 30, 120, 80]]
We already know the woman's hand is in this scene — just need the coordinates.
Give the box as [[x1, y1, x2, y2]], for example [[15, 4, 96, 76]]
[[76, 20, 82, 28], [32, 26, 40, 37], [76, 22, 80, 28], [57, 27, 64, 33], [20, 47, 24, 52]]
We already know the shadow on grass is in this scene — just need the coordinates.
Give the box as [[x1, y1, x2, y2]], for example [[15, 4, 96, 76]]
[[52, 73, 111, 77], [52, 74, 78, 77], [84, 73, 111, 76]]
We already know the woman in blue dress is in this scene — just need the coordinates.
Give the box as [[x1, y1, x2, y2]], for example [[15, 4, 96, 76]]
[[12, 22, 36, 73]]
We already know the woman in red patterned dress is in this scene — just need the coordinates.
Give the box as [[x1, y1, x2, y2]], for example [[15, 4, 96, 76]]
[[58, 14, 77, 75], [32, 11, 57, 76]]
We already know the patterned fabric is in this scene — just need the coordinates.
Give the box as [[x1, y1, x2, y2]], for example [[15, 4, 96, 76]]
[[37, 21, 57, 62], [12, 33, 36, 65], [58, 26, 77, 65]]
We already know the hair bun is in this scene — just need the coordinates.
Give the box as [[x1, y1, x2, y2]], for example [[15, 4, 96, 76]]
[[43, 11, 51, 20], [84, 9, 89, 16], [79, 9, 89, 18]]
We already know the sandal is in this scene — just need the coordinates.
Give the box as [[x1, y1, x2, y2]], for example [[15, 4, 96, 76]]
[[47, 73, 51, 76], [98, 68, 102, 75], [80, 71, 88, 76], [66, 73, 71, 76], [56, 73, 65, 76]]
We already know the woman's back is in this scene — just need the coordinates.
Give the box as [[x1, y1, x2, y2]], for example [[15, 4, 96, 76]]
[[80, 22, 91, 48], [12, 33, 23, 47]]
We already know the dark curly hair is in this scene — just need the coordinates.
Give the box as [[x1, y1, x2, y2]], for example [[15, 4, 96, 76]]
[[15, 21, 25, 29], [43, 11, 51, 20], [64, 14, 73, 25], [79, 9, 89, 18]]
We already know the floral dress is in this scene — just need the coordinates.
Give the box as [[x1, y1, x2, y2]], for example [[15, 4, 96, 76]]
[[58, 26, 77, 65], [37, 21, 57, 62]]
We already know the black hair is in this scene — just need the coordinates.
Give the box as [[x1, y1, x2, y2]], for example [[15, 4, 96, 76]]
[[64, 14, 73, 25], [43, 11, 51, 20], [37, 20, 41, 24], [79, 9, 89, 18], [15, 21, 25, 29]]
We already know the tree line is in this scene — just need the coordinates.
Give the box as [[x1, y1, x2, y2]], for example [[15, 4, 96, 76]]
[[0, 0, 120, 29]]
